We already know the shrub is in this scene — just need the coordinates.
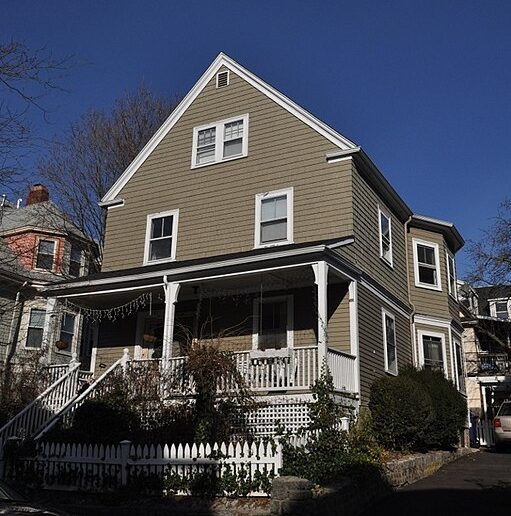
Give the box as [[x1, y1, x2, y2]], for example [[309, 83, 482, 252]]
[[401, 368, 467, 450], [281, 369, 383, 485], [369, 374, 434, 451]]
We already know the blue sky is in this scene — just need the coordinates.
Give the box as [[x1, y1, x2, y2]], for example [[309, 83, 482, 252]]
[[2, 0, 511, 277]]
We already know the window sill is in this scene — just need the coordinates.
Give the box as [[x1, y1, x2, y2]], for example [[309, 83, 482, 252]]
[[415, 282, 442, 292], [191, 153, 247, 170], [24, 346, 43, 351], [254, 240, 293, 250], [385, 368, 398, 377], [143, 257, 176, 266], [380, 256, 394, 269]]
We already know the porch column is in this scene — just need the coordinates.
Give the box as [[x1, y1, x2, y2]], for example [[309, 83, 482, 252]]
[[312, 261, 328, 368], [162, 280, 181, 363]]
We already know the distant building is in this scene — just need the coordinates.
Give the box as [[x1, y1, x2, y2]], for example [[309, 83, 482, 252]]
[[0, 185, 95, 367], [459, 281, 511, 420]]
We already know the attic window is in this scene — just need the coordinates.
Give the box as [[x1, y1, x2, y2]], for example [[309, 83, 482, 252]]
[[216, 71, 229, 88]]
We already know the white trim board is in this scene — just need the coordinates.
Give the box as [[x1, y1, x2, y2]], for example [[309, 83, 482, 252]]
[[101, 52, 357, 203]]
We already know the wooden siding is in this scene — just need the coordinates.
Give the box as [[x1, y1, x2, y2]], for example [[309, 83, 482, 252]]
[[338, 160, 409, 303], [407, 227, 460, 321], [102, 67, 352, 271], [0, 286, 16, 363], [357, 284, 412, 404]]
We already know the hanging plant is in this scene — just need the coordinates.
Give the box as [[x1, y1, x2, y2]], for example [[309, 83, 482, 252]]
[[55, 340, 69, 351]]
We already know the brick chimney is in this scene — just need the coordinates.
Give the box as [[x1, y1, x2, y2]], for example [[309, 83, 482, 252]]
[[26, 184, 49, 206]]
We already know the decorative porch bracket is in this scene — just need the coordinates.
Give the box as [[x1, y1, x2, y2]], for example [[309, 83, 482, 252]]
[[312, 261, 328, 368], [162, 279, 181, 364]]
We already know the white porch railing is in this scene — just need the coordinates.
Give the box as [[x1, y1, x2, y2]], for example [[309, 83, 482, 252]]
[[0, 363, 81, 455], [327, 348, 357, 393], [36, 353, 128, 440]]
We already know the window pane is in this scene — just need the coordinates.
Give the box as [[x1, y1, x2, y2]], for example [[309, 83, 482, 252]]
[[423, 336, 444, 371], [39, 240, 55, 254], [261, 220, 287, 243], [162, 216, 173, 237], [224, 120, 243, 140], [149, 238, 172, 261], [418, 265, 437, 285], [418, 244, 435, 265], [380, 213, 390, 239], [29, 309, 46, 328], [385, 315, 395, 345], [260, 300, 287, 350], [151, 218, 163, 239], [26, 328, 43, 348], [223, 138, 242, 158], [198, 127, 216, 146], [196, 144, 215, 164], [261, 196, 287, 221], [61, 314, 75, 334], [70, 245, 81, 262], [69, 260, 81, 277]]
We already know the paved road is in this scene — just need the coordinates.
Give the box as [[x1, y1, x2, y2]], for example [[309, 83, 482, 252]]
[[364, 450, 511, 515]]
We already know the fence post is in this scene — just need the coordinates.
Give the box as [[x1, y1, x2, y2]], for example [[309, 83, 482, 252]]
[[121, 348, 130, 374], [119, 440, 131, 487], [69, 352, 78, 370]]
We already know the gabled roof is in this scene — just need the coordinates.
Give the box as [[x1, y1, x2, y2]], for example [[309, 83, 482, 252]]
[[100, 52, 358, 205]]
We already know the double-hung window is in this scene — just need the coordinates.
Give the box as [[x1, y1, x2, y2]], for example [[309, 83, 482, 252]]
[[255, 188, 293, 247], [378, 208, 393, 266], [192, 114, 249, 168], [382, 310, 397, 375], [58, 313, 76, 353], [413, 239, 441, 290], [144, 210, 179, 265], [454, 338, 465, 392], [26, 309, 46, 349], [446, 253, 457, 298], [36, 239, 56, 271], [69, 244, 82, 277], [420, 332, 446, 374]]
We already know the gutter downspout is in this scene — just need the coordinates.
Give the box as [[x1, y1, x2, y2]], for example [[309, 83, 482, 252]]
[[404, 216, 418, 367]]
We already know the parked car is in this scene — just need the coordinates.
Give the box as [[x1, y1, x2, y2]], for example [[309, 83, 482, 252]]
[[0, 480, 66, 515], [494, 401, 511, 451]]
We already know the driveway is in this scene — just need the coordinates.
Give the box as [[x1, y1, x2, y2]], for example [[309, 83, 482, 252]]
[[363, 450, 511, 515]]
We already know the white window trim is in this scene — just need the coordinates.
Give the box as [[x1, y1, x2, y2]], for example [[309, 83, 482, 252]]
[[446, 252, 457, 300], [378, 206, 393, 267], [56, 311, 78, 356], [412, 238, 442, 291], [382, 308, 398, 375], [191, 113, 249, 169], [254, 187, 294, 249], [143, 209, 179, 266], [489, 298, 511, 319], [251, 295, 294, 351], [34, 237, 57, 272], [417, 329, 448, 378], [24, 307, 47, 350]]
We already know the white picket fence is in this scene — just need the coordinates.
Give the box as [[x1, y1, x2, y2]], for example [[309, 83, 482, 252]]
[[476, 419, 495, 447], [10, 439, 283, 496]]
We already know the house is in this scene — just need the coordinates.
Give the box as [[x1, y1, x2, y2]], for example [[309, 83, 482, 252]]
[[39, 53, 465, 434], [459, 282, 511, 423], [0, 185, 94, 368]]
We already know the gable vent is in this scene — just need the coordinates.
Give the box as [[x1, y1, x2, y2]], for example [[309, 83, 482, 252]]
[[216, 70, 230, 88]]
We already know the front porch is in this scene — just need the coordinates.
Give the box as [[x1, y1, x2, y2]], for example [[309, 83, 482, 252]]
[[53, 253, 360, 399]]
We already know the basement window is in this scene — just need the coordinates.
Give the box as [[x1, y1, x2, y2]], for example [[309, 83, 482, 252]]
[[192, 114, 249, 168]]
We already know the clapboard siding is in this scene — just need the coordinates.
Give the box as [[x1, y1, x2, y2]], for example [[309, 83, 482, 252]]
[[102, 67, 353, 271], [407, 227, 451, 318], [337, 160, 409, 303], [357, 284, 412, 404], [0, 286, 16, 363]]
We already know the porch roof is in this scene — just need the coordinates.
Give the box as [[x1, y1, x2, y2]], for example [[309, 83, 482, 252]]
[[44, 236, 357, 297]]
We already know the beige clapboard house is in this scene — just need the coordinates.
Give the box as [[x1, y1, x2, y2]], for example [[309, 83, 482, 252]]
[[46, 53, 465, 430]]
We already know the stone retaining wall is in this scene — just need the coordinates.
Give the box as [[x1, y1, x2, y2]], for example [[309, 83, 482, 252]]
[[270, 448, 477, 515]]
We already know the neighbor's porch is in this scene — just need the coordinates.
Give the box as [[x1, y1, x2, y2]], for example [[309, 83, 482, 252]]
[[60, 260, 359, 396]]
